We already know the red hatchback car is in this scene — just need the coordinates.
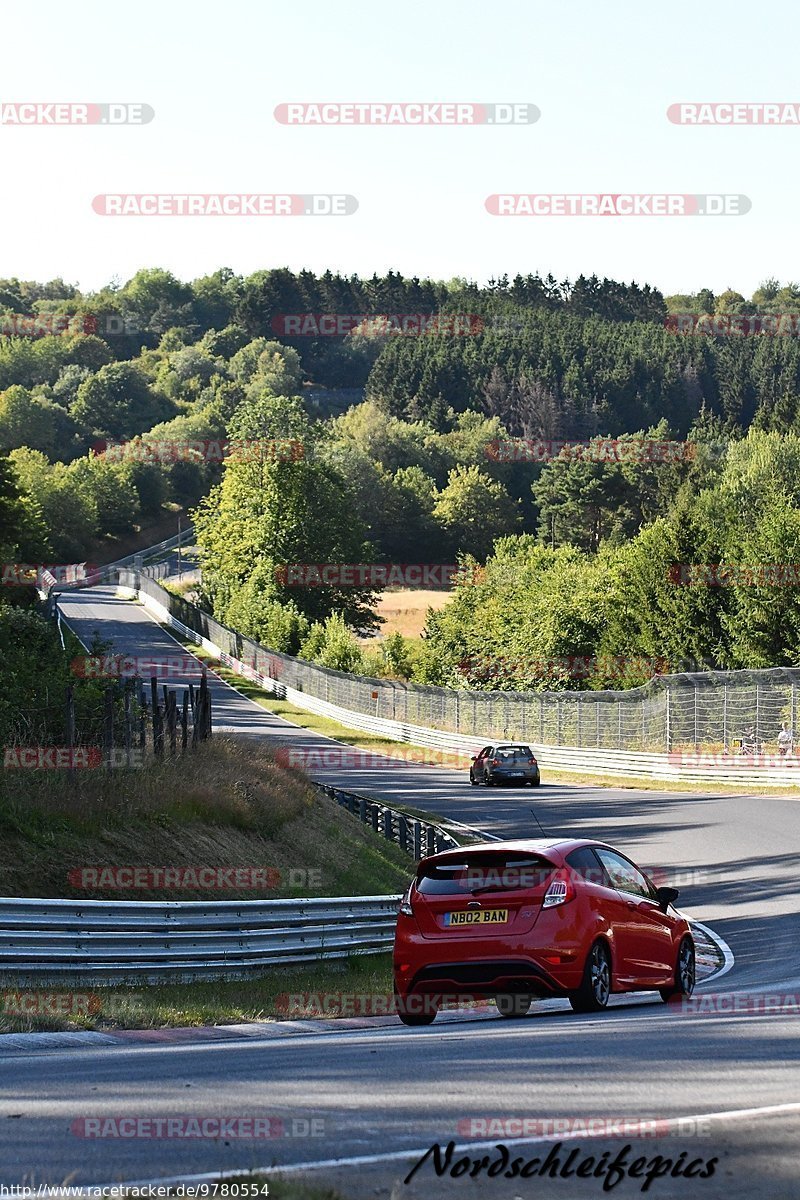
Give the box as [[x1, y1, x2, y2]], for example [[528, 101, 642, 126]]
[[393, 838, 695, 1025]]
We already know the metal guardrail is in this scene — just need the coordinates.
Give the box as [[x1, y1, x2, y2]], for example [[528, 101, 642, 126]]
[[319, 783, 459, 857], [0, 895, 402, 985]]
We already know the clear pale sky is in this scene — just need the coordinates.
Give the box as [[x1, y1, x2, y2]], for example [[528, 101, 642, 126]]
[[1, 0, 798, 297]]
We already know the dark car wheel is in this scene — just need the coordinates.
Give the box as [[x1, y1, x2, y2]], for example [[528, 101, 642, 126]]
[[569, 940, 612, 1012], [469, 770, 478, 786], [660, 938, 695, 1003], [495, 993, 533, 1018], [394, 987, 437, 1026]]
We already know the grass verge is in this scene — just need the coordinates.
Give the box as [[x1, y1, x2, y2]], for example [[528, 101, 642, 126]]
[[0, 953, 396, 1034]]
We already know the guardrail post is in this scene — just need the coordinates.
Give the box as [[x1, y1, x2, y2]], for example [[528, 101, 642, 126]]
[[383, 809, 394, 841], [181, 691, 189, 753], [398, 815, 408, 853], [413, 820, 423, 859], [358, 798, 367, 824], [371, 805, 380, 834], [425, 825, 436, 856]]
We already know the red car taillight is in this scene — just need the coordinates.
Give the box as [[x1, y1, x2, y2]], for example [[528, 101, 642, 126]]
[[399, 883, 414, 916], [542, 869, 576, 908], [491, 758, 500, 766]]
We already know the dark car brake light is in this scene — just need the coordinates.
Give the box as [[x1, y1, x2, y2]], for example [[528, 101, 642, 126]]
[[529, 756, 537, 765], [491, 758, 500, 766]]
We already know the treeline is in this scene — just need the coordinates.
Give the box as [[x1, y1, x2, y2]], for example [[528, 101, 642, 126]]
[[0, 320, 303, 560], [418, 431, 800, 689], [366, 305, 800, 434]]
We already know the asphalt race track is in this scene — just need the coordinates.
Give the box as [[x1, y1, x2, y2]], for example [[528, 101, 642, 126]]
[[3, 583, 798, 1196]]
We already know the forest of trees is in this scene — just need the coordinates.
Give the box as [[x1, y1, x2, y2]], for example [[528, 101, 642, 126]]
[[4, 266, 800, 691]]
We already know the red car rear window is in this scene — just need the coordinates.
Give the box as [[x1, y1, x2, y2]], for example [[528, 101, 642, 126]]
[[417, 853, 555, 895]]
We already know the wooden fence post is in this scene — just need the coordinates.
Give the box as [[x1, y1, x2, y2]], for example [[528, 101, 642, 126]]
[[103, 687, 114, 770], [123, 683, 133, 768], [150, 676, 163, 758], [65, 685, 76, 783]]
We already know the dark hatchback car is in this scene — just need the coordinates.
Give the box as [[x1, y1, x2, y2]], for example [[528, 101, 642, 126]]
[[470, 743, 540, 787], [393, 838, 694, 1025]]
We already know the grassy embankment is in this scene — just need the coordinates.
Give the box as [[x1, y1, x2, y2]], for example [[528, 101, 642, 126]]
[[0, 737, 409, 1033]]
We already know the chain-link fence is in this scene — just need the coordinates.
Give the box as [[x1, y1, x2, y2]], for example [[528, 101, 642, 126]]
[[132, 573, 800, 754]]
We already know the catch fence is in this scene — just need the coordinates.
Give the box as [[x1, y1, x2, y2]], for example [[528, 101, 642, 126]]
[[133, 573, 800, 754]]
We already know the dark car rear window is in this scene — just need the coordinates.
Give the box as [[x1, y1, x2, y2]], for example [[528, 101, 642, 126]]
[[417, 852, 554, 895], [494, 746, 534, 763]]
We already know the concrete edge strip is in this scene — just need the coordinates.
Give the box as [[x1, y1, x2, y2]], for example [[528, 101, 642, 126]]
[[689, 918, 735, 981]]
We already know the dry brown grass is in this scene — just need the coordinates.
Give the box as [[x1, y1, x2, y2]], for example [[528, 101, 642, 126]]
[[361, 587, 454, 641], [0, 737, 413, 899]]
